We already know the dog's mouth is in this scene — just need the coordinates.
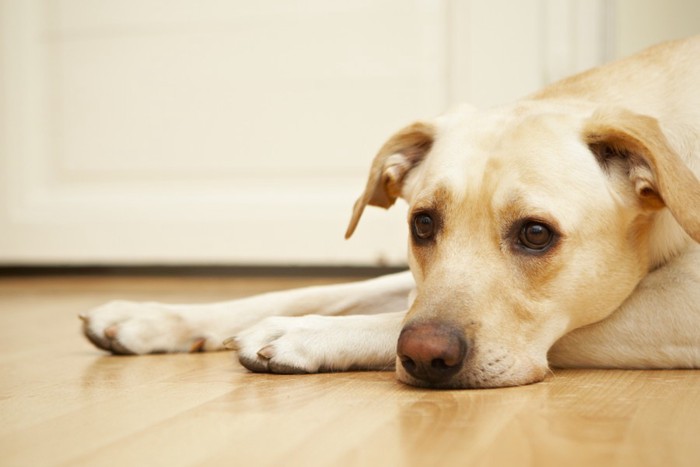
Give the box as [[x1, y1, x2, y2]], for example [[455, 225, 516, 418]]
[[395, 321, 548, 389], [395, 354, 548, 389]]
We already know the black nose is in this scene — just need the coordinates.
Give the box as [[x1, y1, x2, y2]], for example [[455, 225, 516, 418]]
[[397, 322, 467, 384]]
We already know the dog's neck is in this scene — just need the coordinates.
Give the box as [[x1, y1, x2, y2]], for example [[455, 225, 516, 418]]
[[648, 210, 695, 270]]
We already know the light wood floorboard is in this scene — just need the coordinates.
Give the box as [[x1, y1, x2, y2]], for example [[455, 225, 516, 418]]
[[1, 275, 699, 467]]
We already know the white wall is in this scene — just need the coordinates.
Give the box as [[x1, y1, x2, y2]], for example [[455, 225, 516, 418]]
[[615, 0, 700, 57], [1, 0, 697, 266]]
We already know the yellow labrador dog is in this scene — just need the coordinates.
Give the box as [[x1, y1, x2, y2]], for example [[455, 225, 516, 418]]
[[81, 37, 700, 389]]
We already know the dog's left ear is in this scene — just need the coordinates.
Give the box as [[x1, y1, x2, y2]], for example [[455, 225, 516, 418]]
[[584, 108, 700, 242], [345, 121, 435, 238]]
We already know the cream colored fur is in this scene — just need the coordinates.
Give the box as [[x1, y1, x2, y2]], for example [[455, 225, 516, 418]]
[[81, 37, 700, 389]]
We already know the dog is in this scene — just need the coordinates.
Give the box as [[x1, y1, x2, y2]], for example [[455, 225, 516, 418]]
[[81, 36, 700, 389]]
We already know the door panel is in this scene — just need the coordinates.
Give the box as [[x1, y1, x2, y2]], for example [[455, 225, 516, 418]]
[[0, 0, 609, 265]]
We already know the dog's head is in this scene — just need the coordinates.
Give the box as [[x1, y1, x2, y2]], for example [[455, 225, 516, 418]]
[[347, 103, 700, 389]]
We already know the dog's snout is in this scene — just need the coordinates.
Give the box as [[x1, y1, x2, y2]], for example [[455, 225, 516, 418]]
[[397, 322, 467, 384]]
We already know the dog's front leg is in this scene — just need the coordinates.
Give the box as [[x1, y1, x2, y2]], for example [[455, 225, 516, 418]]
[[549, 245, 700, 369], [81, 271, 414, 355], [233, 311, 406, 373]]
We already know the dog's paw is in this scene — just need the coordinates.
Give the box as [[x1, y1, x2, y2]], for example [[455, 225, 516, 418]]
[[232, 315, 336, 374], [80, 300, 220, 355]]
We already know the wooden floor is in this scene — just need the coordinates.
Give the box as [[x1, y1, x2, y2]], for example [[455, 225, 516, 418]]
[[1, 275, 699, 467]]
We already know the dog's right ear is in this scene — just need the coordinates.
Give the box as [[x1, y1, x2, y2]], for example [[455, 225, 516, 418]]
[[584, 108, 700, 242], [345, 122, 435, 239]]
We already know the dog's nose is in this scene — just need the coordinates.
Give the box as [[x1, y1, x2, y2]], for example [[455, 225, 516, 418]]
[[397, 322, 467, 384]]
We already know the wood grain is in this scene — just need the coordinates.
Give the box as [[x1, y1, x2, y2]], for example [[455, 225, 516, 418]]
[[1, 276, 698, 467]]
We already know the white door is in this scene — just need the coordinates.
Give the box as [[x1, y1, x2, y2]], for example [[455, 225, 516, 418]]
[[0, 0, 613, 266]]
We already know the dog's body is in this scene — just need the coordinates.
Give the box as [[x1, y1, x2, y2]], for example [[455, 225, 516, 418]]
[[82, 37, 700, 389]]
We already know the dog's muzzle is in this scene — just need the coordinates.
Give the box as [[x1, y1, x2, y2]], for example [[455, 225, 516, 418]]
[[397, 322, 468, 386]]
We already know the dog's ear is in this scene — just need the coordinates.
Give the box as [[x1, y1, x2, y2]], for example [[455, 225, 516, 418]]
[[584, 108, 700, 242], [345, 122, 435, 239]]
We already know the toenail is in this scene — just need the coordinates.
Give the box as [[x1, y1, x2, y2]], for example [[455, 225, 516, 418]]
[[257, 345, 274, 360], [104, 325, 118, 339]]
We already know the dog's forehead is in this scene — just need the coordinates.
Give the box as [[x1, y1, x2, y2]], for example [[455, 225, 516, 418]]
[[415, 105, 612, 224]]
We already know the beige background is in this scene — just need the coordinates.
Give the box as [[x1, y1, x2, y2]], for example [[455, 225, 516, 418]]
[[1, 0, 698, 266]]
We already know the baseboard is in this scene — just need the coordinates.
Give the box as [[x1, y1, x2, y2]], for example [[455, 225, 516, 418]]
[[0, 264, 406, 278]]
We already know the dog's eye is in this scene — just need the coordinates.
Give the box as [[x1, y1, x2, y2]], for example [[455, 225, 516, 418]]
[[519, 222, 554, 251], [412, 213, 435, 241]]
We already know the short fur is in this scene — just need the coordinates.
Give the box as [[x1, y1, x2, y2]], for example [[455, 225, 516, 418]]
[[81, 37, 700, 389]]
